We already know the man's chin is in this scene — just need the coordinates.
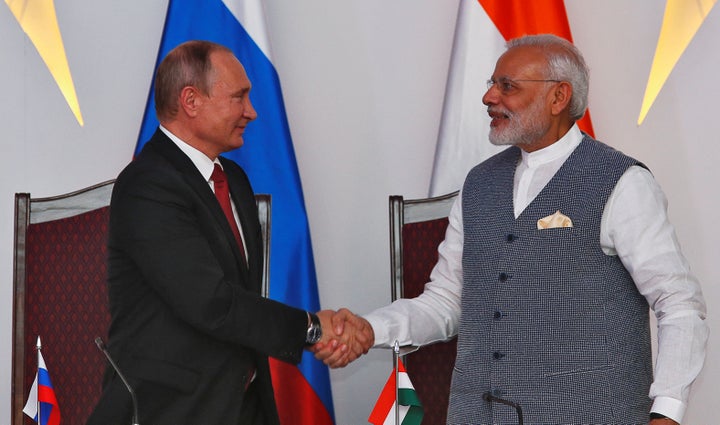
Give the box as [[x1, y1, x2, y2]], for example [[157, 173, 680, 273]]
[[488, 132, 515, 146], [229, 137, 245, 150]]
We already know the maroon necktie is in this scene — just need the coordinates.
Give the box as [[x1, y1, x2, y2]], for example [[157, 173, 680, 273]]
[[212, 165, 254, 384], [211, 164, 247, 266]]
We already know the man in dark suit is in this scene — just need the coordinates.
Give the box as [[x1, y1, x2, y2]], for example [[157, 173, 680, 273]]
[[87, 40, 369, 425]]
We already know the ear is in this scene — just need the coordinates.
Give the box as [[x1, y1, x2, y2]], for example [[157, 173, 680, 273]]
[[549, 81, 572, 116], [178, 86, 201, 117]]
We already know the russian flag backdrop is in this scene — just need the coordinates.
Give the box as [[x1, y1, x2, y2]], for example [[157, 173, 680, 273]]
[[135, 0, 334, 423]]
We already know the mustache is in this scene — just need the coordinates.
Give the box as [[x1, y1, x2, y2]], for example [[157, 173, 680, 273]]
[[487, 106, 513, 118]]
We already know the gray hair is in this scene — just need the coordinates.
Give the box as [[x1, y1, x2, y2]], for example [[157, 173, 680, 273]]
[[507, 34, 589, 121], [154, 40, 233, 121]]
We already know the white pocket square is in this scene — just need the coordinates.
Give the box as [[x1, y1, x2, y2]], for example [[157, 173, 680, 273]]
[[537, 210, 573, 230]]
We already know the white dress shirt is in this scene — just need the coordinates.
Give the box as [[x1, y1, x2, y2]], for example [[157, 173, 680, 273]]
[[159, 125, 248, 259], [364, 124, 708, 422]]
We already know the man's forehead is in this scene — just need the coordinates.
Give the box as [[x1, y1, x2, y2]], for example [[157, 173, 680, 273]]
[[210, 53, 250, 82], [494, 46, 547, 77]]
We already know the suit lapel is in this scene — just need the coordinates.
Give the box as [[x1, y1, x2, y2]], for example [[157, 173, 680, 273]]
[[220, 157, 261, 273], [144, 130, 252, 279]]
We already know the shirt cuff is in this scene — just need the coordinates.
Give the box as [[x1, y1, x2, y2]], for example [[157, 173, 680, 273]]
[[363, 313, 390, 347], [651, 396, 685, 423]]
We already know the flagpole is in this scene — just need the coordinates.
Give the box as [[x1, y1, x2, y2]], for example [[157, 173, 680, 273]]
[[393, 340, 400, 425], [35, 336, 42, 425]]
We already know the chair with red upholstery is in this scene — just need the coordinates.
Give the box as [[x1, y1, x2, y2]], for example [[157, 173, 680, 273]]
[[389, 190, 459, 425], [12, 180, 115, 425], [11, 181, 271, 425]]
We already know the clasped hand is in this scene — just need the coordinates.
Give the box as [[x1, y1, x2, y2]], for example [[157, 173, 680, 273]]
[[309, 309, 374, 368]]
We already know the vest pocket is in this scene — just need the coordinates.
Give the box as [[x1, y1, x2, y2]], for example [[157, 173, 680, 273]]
[[544, 363, 612, 378]]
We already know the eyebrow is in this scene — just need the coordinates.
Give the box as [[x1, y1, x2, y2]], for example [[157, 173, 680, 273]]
[[233, 86, 251, 96]]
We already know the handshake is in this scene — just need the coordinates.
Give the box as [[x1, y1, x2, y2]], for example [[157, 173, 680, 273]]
[[309, 309, 375, 368]]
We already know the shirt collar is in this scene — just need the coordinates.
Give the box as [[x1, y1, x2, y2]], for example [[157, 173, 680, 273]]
[[521, 123, 583, 168], [159, 125, 219, 182]]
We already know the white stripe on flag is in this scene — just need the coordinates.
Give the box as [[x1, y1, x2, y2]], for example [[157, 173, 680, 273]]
[[22, 374, 38, 418], [380, 403, 415, 425], [22, 350, 48, 418], [221, 0, 272, 58], [429, 0, 507, 197]]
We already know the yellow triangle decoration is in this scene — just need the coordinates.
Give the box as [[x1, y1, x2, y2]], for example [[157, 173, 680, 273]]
[[5, 0, 84, 126], [638, 0, 717, 125]]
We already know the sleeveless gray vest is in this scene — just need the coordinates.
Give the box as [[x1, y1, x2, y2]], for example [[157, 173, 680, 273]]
[[447, 137, 653, 424]]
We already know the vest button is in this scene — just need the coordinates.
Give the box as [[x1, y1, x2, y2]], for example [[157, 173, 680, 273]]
[[493, 310, 502, 320], [493, 352, 505, 360], [499, 272, 509, 282], [506, 234, 516, 242]]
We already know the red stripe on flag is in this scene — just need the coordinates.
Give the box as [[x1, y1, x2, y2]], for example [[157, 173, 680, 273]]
[[37, 384, 59, 405], [269, 359, 333, 425], [37, 384, 61, 425], [477, 0, 594, 137]]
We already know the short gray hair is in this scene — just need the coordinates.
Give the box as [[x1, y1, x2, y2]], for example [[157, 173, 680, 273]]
[[507, 34, 589, 121], [154, 40, 233, 121]]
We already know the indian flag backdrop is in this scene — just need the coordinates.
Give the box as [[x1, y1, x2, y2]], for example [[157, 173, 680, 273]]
[[430, 0, 594, 196]]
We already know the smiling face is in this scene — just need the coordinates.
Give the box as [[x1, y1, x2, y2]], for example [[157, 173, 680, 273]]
[[482, 46, 567, 152], [189, 51, 257, 158]]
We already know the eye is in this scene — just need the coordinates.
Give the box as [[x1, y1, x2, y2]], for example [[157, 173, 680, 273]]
[[498, 78, 516, 93], [233, 89, 250, 101], [486, 78, 518, 94]]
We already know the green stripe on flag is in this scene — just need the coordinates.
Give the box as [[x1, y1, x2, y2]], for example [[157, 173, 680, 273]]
[[401, 406, 424, 425], [398, 388, 422, 407]]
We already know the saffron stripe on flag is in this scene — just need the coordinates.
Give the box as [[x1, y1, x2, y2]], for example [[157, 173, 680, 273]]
[[134, 1, 334, 423]]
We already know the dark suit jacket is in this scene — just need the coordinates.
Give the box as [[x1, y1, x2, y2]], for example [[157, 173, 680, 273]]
[[87, 129, 308, 425]]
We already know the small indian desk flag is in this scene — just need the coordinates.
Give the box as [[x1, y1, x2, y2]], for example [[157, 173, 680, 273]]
[[368, 358, 423, 425], [23, 337, 61, 425]]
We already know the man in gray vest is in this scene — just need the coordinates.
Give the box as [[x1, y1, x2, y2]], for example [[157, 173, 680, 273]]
[[313, 34, 708, 424]]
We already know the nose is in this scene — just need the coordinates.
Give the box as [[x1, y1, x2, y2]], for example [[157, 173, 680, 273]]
[[482, 85, 499, 106], [244, 98, 258, 121]]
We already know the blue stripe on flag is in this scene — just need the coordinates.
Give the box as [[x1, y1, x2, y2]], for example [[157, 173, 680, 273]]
[[38, 401, 54, 425], [37, 368, 53, 388], [135, 0, 334, 419]]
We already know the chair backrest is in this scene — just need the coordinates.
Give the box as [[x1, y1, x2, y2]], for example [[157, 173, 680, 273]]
[[11, 181, 271, 425], [389, 190, 459, 425], [12, 180, 115, 425]]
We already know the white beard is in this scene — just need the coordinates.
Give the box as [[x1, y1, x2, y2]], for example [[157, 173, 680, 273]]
[[488, 97, 551, 147]]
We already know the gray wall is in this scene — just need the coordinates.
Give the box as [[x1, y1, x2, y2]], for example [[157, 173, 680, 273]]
[[1, 1, 717, 423]]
